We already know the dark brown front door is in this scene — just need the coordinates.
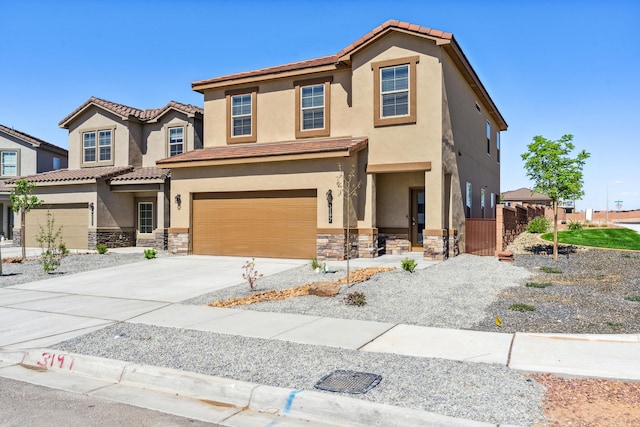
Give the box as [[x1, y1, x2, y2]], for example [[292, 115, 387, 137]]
[[410, 188, 425, 249]]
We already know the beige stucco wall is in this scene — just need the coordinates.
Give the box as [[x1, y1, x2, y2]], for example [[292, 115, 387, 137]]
[[202, 69, 352, 147], [375, 172, 425, 228], [66, 109, 131, 169], [441, 50, 500, 221], [143, 111, 200, 167], [169, 156, 367, 230], [14, 184, 96, 230]]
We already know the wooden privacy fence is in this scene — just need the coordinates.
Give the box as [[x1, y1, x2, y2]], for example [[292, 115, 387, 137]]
[[465, 219, 496, 256]]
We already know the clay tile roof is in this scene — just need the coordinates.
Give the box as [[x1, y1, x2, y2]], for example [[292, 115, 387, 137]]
[[157, 137, 368, 165], [110, 167, 170, 182], [0, 124, 68, 154], [502, 188, 552, 202], [192, 20, 454, 89], [5, 166, 134, 184], [59, 97, 203, 128]]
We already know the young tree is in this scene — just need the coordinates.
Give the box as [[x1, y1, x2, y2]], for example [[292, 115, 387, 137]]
[[10, 179, 44, 259], [336, 163, 361, 287], [521, 134, 590, 261]]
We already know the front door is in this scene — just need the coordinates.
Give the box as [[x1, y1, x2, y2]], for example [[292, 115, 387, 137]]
[[410, 188, 425, 249]]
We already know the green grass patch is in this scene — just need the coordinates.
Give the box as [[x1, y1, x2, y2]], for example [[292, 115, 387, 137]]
[[526, 282, 553, 288], [624, 295, 640, 302], [540, 266, 563, 274], [541, 228, 640, 251], [509, 303, 536, 312]]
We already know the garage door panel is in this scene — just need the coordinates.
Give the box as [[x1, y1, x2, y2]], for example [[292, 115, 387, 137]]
[[25, 206, 88, 250], [192, 191, 317, 259]]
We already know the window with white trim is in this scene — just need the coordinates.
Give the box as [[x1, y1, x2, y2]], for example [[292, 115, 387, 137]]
[[231, 94, 252, 137], [466, 182, 472, 218], [301, 84, 325, 130], [1, 151, 18, 176], [497, 132, 501, 163], [381, 65, 409, 118], [486, 121, 491, 155], [168, 126, 184, 157], [138, 202, 153, 234], [481, 188, 486, 218], [83, 129, 112, 165]]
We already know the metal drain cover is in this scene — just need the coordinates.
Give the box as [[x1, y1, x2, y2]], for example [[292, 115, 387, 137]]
[[314, 370, 382, 394]]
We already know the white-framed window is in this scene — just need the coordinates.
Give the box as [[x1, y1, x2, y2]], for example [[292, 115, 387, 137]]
[[497, 132, 501, 163], [466, 182, 472, 218], [1, 151, 18, 176], [486, 121, 491, 155], [490, 192, 495, 208], [138, 202, 153, 234], [372, 56, 418, 127], [301, 84, 325, 130], [83, 129, 112, 164], [481, 188, 486, 218], [83, 132, 96, 162], [231, 94, 252, 137], [381, 64, 409, 118], [169, 126, 184, 157]]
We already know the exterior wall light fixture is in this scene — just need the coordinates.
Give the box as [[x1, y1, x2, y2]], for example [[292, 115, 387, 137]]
[[175, 194, 182, 210], [326, 189, 333, 223]]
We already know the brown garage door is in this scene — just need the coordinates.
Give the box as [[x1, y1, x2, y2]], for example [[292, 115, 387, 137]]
[[25, 205, 89, 250], [192, 190, 317, 259]]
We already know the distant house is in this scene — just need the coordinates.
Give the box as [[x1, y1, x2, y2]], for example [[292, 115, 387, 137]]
[[501, 188, 552, 206], [158, 20, 507, 260], [0, 124, 68, 239], [8, 97, 203, 250]]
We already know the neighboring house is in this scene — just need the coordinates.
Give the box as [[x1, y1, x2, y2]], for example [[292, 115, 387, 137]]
[[8, 97, 203, 250], [0, 124, 68, 239], [502, 188, 552, 207], [158, 20, 507, 261]]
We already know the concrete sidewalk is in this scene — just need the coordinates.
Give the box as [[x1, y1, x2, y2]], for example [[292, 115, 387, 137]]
[[2, 250, 640, 426]]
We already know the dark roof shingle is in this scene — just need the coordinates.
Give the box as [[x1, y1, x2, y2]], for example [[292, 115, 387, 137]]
[[5, 166, 133, 184]]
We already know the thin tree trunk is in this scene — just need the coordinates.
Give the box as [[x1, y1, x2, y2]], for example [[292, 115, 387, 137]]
[[553, 201, 558, 262], [21, 209, 26, 259]]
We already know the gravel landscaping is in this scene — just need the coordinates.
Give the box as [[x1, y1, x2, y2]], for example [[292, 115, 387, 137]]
[[5, 233, 640, 426]]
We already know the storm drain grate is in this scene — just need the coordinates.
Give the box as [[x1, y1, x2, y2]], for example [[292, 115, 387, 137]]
[[314, 370, 382, 394]]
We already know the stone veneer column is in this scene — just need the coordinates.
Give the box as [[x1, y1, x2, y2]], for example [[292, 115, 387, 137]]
[[316, 229, 346, 260], [448, 229, 459, 258], [357, 228, 378, 258], [168, 228, 189, 255], [423, 229, 448, 261]]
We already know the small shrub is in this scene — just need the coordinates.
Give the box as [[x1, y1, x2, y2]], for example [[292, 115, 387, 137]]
[[540, 266, 563, 274], [144, 249, 157, 259], [526, 282, 553, 288], [344, 291, 367, 306], [401, 258, 417, 273], [36, 210, 67, 273], [526, 216, 551, 233], [567, 220, 583, 231], [311, 257, 321, 270], [624, 295, 640, 302], [96, 244, 108, 254], [242, 258, 263, 291], [509, 303, 536, 312]]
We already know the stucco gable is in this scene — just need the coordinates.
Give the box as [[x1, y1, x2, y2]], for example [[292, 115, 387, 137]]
[[0, 124, 68, 156]]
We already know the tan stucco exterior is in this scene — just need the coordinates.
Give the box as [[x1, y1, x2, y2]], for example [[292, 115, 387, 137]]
[[165, 21, 506, 260]]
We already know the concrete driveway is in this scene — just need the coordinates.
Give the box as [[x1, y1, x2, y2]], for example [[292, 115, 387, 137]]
[[0, 255, 305, 349]]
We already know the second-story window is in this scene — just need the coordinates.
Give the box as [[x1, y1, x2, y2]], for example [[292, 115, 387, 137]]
[[497, 132, 501, 163], [301, 84, 324, 130], [232, 94, 252, 137], [295, 77, 332, 138], [1, 151, 18, 177], [169, 126, 184, 156], [226, 87, 257, 144], [372, 56, 419, 127], [486, 121, 491, 155], [83, 129, 114, 166], [381, 65, 409, 117]]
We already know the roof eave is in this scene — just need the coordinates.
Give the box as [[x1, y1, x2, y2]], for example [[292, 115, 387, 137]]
[[192, 63, 342, 93]]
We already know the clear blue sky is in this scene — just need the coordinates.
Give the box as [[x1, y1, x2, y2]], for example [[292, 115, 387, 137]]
[[1, 0, 638, 210]]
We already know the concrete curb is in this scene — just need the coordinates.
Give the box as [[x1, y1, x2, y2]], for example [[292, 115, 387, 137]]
[[0, 348, 501, 427]]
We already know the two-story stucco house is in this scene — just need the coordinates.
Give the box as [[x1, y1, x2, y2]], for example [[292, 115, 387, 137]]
[[159, 20, 507, 261], [9, 97, 203, 250], [0, 124, 68, 240]]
